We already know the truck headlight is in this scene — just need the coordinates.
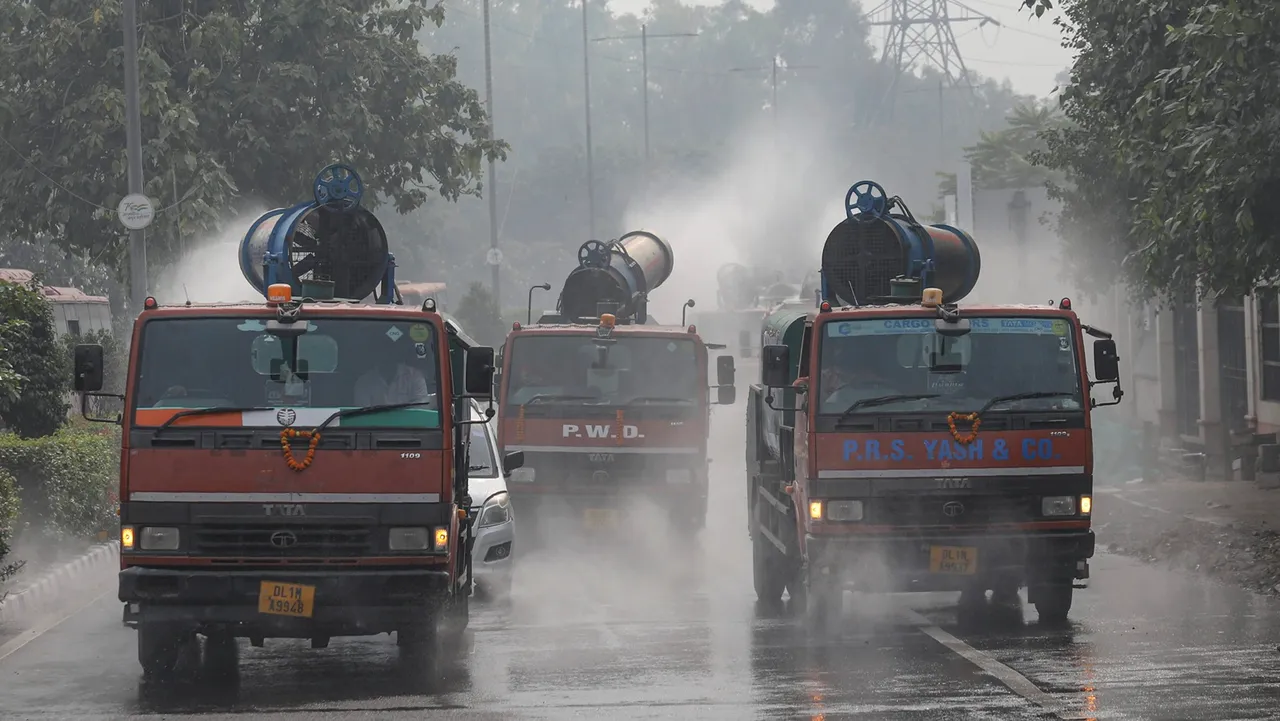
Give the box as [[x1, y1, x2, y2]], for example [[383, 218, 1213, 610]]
[[478, 492, 512, 527], [1080, 495, 1092, 516], [139, 526, 179, 551], [666, 468, 693, 484], [1041, 496, 1077, 517], [389, 527, 430, 551], [826, 500, 864, 521], [433, 527, 449, 551]]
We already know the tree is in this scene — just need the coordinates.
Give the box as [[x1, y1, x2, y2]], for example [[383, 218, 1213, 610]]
[[1021, 0, 1280, 300], [938, 102, 1067, 196], [0, 278, 70, 438], [0, 0, 506, 273], [453, 282, 503, 347]]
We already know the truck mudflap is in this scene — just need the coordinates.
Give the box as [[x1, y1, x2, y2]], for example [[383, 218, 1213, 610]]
[[803, 529, 1094, 593], [120, 566, 455, 637]]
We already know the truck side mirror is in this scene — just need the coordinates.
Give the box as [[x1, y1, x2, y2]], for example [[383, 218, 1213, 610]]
[[717, 385, 737, 405], [465, 346, 496, 397], [503, 450, 525, 473], [1093, 338, 1119, 382], [716, 354, 735, 386], [761, 345, 790, 388], [73, 344, 104, 392]]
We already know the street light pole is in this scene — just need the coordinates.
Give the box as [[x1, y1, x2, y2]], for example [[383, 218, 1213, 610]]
[[727, 57, 818, 152], [482, 0, 501, 307], [591, 25, 698, 162], [122, 0, 147, 310], [581, 0, 596, 238]]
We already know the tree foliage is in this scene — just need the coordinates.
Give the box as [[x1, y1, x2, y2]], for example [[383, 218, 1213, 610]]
[[938, 102, 1067, 196], [0, 0, 506, 273], [0, 279, 70, 438], [1026, 0, 1280, 299]]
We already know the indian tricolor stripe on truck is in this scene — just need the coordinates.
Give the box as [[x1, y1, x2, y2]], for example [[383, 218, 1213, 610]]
[[134, 407, 441, 428]]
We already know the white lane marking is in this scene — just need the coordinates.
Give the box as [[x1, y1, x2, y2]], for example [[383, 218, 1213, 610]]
[[898, 608, 1080, 719], [818, 466, 1085, 479], [129, 492, 441, 503], [0, 587, 114, 663]]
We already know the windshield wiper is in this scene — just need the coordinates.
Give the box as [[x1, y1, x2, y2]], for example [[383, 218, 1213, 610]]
[[154, 406, 274, 434], [977, 391, 1077, 415], [835, 394, 940, 426], [469, 464, 494, 472], [315, 401, 436, 433], [621, 395, 694, 404], [522, 394, 601, 405]]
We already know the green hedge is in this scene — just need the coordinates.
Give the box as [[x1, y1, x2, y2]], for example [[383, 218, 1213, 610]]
[[0, 468, 21, 587], [0, 428, 118, 544]]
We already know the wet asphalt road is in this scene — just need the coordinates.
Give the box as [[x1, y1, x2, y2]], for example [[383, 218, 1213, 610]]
[[4, 411, 1280, 719]]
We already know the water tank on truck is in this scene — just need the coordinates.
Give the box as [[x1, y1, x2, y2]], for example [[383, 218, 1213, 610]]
[[819, 180, 982, 306], [239, 164, 399, 304], [556, 230, 674, 324]]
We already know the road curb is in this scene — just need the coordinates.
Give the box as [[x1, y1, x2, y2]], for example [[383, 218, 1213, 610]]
[[0, 542, 118, 626]]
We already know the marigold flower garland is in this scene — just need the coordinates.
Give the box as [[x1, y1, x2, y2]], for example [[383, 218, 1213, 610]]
[[946, 411, 981, 445], [281, 428, 321, 471]]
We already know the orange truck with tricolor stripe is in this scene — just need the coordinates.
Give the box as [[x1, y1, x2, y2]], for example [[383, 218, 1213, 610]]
[[70, 165, 503, 677]]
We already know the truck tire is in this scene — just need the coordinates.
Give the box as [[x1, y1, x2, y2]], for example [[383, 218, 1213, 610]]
[[1032, 584, 1073, 624], [752, 534, 786, 605], [805, 576, 841, 626], [203, 632, 239, 678], [398, 619, 438, 662], [137, 624, 188, 679]]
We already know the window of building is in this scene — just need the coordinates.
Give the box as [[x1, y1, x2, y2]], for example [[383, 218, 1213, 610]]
[[66, 319, 81, 337], [1259, 293, 1280, 401]]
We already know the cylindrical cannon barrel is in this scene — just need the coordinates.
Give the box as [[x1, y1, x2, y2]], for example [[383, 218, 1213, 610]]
[[238, 166, 390, 302], [820, 210, 981, 306], [559, 230, 674, 321]]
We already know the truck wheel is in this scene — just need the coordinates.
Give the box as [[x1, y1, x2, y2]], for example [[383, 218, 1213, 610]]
[[805, 577, 841, 626], [1032, 584, 1073, 624], [398, 619, 438, 662], [752, 535, 786, 605], [203, 632, 239, 678], [137, 624, 188, 679]]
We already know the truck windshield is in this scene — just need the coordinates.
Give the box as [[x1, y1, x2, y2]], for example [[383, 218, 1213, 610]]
[[817, 316, 1083, 415], [505, 334, 700, 406], [132, 316, 442, 428]]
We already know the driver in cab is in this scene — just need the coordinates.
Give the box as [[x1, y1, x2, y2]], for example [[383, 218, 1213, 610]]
[[354, 343, 434, 407], [821, 342, 896, 408]]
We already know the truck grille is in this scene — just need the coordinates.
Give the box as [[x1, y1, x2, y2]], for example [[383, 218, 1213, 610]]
[[191, 522, 375, 557], [870, 496, 1038, 526]]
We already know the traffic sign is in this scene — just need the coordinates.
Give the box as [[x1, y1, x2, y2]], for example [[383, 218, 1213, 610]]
[[117, 194, 155, 230], [485, 248, 504, 266]]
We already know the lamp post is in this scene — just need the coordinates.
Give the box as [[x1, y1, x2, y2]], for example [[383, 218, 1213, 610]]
[[591, 25, 698, 162], [527, 283, 552, 325]]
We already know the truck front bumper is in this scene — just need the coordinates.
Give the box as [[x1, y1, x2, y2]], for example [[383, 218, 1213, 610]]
[[119, 565, 453, 637], [804, 529, 1094, 592]]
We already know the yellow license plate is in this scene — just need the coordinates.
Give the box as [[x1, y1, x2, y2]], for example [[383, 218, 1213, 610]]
[[928, 546, 978, 575], [257, 581, 316, 618], [583, 508, 619, 530]]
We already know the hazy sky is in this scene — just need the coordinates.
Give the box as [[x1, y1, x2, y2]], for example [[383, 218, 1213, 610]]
[[607, 0, 1074, 98]]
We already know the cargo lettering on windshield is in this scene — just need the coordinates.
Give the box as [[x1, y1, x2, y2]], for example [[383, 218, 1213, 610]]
[[561, 423, 645, 440], [840, 437, 1063, 463]]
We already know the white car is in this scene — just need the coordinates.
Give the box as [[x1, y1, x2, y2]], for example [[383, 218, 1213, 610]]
[[467, 400, 518, 601]]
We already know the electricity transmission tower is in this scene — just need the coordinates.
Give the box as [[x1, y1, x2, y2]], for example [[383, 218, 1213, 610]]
[[864, 0, 997, 120]]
